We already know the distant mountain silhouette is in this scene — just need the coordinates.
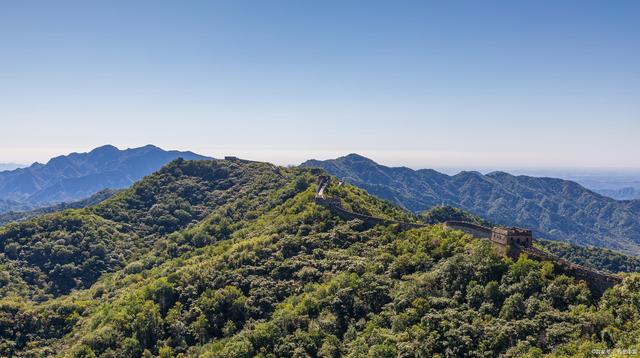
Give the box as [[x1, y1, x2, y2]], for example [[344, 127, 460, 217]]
[[301, 153, 640, 254], [595, 187, 640, 200], [0, 163, 24, 172], [0, 189, 120, 227], [0, 199, 33, 214], [0, 145, 211, 212]]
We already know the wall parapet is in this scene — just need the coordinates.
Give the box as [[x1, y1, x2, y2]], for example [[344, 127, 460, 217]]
[[315, 177, 622, 295], [314, 176, 424, 230], [443, 220, 622, 295]]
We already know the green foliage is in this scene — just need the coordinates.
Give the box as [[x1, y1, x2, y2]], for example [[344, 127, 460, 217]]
[[419, 205, 492, 226], [537, 239, 640, 273], [0, 211, 134, 297], [1, 159, 638, 357], [0, 189, 120, 227]]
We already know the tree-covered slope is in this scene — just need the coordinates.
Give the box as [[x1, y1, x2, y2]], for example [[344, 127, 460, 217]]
[[2, 158, 640, 357], [0, 158, 316, 300], [301, 154, 640, 255], [0, 189, 119, 227], [536, 239, 640, 274], [419, 205, 492, 227]]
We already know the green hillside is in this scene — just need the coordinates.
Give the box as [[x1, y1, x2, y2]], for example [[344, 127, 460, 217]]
[[419, 205, 492, 227], [1, 159, 639, 357], [0, 189, 119, 227]]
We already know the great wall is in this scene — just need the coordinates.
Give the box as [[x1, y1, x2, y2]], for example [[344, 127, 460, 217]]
[[314, 176, 622, 295], [315, 177, 424, 231]]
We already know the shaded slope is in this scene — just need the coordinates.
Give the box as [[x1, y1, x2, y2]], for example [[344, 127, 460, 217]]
[[0, 189, 119, 227]]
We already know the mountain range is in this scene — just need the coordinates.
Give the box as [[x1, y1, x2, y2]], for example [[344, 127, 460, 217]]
[[2, 157, 639, 356], [301, 154, 640, 255], [0, 145, 210, 213], [3, 148, 639, 256]]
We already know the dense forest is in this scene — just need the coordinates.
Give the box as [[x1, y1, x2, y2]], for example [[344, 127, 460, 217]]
[[419, 206, 492, 227], [0, 189, 120, 227], [537, 240, 640, 274], [1, 158, 639, 357]]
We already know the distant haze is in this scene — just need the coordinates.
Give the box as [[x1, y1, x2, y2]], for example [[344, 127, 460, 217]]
[[0, 164, 24, 172]]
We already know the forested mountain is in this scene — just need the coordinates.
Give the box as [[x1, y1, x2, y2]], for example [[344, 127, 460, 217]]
[[1, 157, 640, 357], [419, 205, 492, 227], [301, 154, 640, 255], [0, 189, 120, 227], [0, 145, 211, 213], [536, 239, 640, 274], [418, 206, 640, 274]]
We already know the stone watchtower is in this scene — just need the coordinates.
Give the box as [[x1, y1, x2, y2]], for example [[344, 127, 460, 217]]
[[490, 227, 533, 247]]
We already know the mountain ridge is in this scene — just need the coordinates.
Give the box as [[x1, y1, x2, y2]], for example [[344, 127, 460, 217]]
[[0, 145, 212, 213], [301, 153, 640, 254], [1, 157, 639, 357]]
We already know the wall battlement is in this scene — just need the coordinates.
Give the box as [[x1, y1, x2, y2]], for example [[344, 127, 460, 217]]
[[314, 176, 622, 296], [314, 182, 423, 230], [443, 221, 491, 238], [491, 226, 533, 247], [444, 221, 622, 296]]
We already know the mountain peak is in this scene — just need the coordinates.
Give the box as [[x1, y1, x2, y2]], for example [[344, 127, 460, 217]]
[[0, 145, 212, 209], [339, 153, 378, 164], [486, 170, 510, 177], [343, 153, 370, 159], [89, 144, 119, 154], [139, 144, 162, 151]]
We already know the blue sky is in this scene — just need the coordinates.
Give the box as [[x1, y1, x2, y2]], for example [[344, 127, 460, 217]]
[[0, 1, 638, 169]]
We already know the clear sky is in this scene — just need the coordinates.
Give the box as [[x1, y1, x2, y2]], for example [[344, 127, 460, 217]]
[[1, 0, 638, 169]]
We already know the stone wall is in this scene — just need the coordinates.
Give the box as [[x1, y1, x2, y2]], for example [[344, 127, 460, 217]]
[[314, 197, 424, 230], [315, 177, 622, 296], [443, 221, 492, 238], [520, 246, 622, 296], [443, 220, 621, 296]]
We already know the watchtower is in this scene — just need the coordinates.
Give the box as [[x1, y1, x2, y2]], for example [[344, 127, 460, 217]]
[[491, 227, 533, 247]]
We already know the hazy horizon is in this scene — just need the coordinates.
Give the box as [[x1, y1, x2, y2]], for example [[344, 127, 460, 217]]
[[1, 1, 639, 169], [3, 144, 640, 175]]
